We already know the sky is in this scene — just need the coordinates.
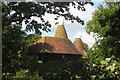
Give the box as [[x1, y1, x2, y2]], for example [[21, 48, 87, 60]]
[[22, 0, 105, 48]]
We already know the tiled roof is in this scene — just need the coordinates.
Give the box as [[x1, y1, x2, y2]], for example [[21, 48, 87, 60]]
[[73, 38, 85, 55], [29, 36, 81, 55]]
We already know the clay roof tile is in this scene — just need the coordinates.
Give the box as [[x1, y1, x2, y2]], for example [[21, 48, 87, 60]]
[[29, 36, 82, 55]]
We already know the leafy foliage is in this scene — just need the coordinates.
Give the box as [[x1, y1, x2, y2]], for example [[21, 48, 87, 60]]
[[3, 1, 94, 34], [82, 42, 88, 51], [25, 34, 42, 46], [2, 21, 25, 74], [85, 1, 120, 80], [37, 60, 88, 79], [86, 1, 120, 62], [85, 56, 120, 80], [2, 1, 94, 79], [2, 33, 42, 78], [10, 59, 90, 80]]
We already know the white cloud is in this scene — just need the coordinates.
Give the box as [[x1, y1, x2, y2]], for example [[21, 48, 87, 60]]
[[22, 3, 94, 28], [68, 3, 95, 48], [69, 4, 94, 23], [22, 21, 26, 30], [42, 13, 56, 26], [21, 2, 97, 48], [76, 31, 95, 48]]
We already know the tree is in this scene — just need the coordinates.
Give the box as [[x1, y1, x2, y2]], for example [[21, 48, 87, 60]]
[[85, 55, 120, 80], [83, 42, 88, 51], [2, 1, 94, 78], [25, 34, 42, 46], [85, 1, 120, 79], [3, 1, 94, 34], [86, 1, 120, 63]]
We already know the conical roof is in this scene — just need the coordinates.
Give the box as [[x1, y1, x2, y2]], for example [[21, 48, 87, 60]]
[[73, 38, 85, 55], [54, 25, 68, 38]]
